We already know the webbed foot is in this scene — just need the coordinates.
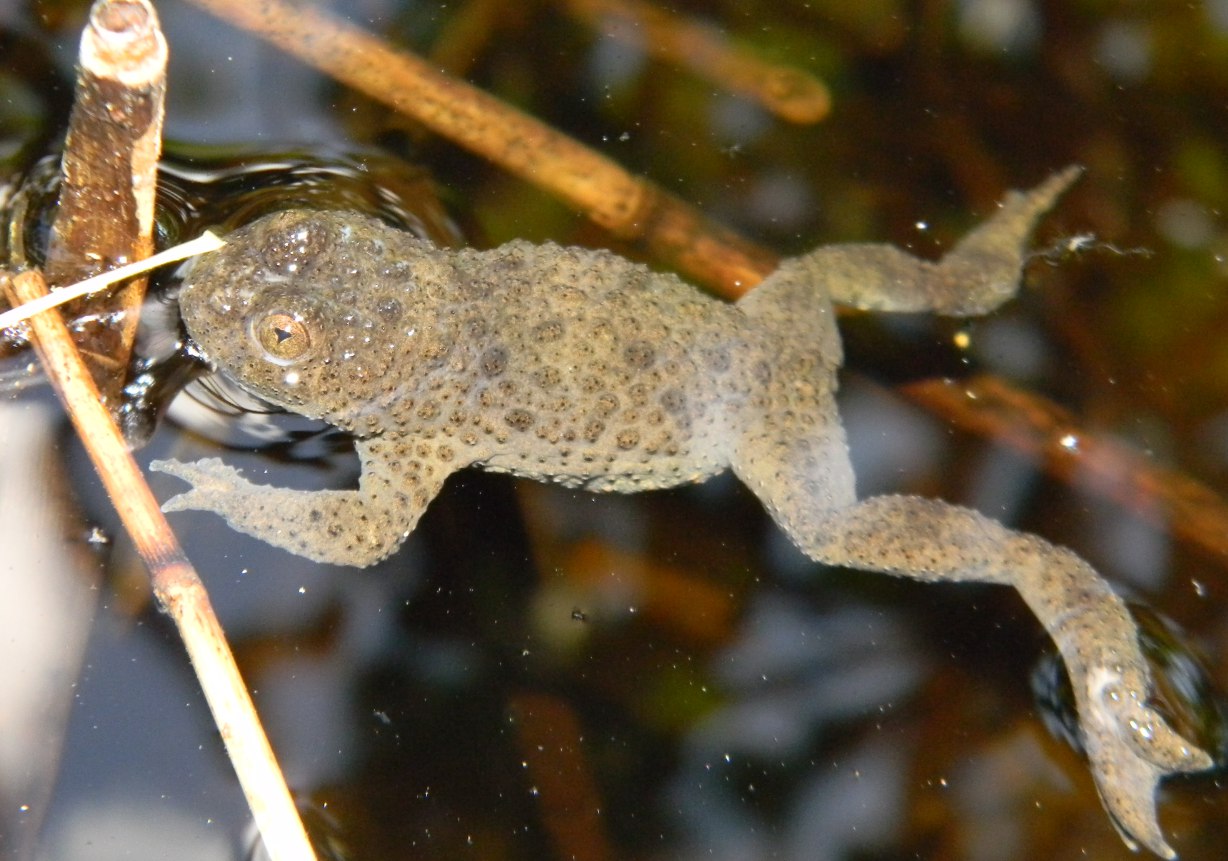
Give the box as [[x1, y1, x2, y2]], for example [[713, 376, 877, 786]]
[[150, 457, 249, 514], [1082, 667, 1212, 859]]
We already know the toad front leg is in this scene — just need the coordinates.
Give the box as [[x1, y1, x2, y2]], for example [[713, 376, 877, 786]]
[[151, 436, 452, 567]]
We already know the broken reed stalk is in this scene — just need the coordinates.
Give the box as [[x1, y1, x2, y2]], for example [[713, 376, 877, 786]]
[[31, 9, 313, 848], [509, 693, 614, 861], [2, 268, 317, 861], [183, 0, 779, 296], [904, 375, 1228, 562], [0, 232, 224, 331], [560, 0, 831, 124], [43, 0, 166, 406]]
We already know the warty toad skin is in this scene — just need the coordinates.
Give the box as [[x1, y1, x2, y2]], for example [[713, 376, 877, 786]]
[[152, 168, 1211, 857]]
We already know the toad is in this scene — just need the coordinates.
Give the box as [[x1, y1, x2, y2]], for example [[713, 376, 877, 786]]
[[152, 168, 1211, 857]]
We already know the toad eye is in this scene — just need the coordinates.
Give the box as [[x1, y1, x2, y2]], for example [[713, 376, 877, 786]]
[[250, 311, 315, 365]]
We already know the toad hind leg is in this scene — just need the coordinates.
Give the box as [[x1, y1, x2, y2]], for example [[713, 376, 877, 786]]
[[151, 436, 451, 567], [733, 166, 1209, 856], [804, 496, 1209, 859], [731, 398, 1210, 860], [789, 166, 1083, 315]]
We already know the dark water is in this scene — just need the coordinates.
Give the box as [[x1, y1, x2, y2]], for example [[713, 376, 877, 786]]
[[2, 2, 1228, 860]]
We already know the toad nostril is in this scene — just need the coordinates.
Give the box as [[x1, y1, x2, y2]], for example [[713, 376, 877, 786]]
[[258, 214, 332, 276]]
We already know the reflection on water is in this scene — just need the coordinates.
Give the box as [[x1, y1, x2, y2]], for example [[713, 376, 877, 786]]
[[668, 593, 925, 860]]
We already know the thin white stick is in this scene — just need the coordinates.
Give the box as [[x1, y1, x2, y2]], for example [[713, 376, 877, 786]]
[[0, 231, 225, 330]]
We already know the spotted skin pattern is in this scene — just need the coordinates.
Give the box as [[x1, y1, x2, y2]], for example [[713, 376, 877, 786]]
[[153, 168, 1210, 857]]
